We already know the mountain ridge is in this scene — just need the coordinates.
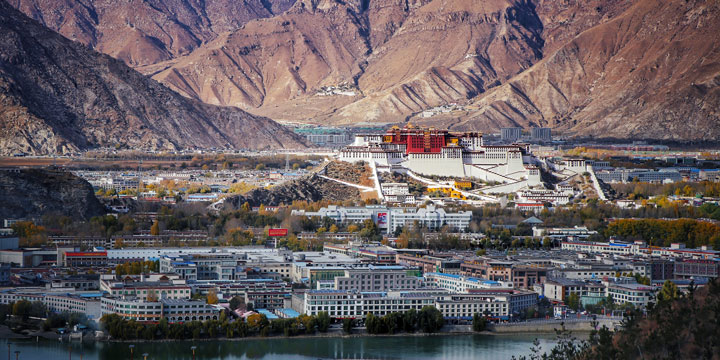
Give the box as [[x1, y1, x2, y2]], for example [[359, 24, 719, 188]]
[[0, 0, 308, 155]]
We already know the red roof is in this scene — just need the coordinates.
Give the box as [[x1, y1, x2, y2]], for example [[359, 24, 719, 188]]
[[66, 251, 107, 257]]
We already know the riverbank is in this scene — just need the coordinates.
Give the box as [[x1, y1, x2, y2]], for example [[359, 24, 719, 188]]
[[0, 321, 601, 343]]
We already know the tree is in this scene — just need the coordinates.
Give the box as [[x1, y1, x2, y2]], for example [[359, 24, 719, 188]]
[[342, 318, 354, 334], [659, 280, 679, 303], [247, 313, 268, 330], [229, 296, 244, 311], [316, 311, 331, 332], [329, 224, 339, 233], [418, 306, 444, 333], [241, 202, 251, 212], [542, 237, 552, 249], [347, 224, 360, 233], [207, 289, 219, 305], [567, 293, 580, 311], [150, 220, 160, 236], [472, 313, 487, 332]]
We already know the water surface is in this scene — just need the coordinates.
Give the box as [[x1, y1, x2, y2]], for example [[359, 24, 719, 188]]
[[2, 334, 555, 360]]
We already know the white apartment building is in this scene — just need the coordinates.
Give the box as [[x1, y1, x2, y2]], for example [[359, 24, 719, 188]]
[[423, 273, 513, 293], [334, 266, 421, 292], [0, 288, 103, 320], [101, 297, 221, 323], [292, 205, 472, 234], [299, 289, 536, 320]]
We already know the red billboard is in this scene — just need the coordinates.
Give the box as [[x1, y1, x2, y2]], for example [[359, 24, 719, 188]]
[[268, 228, 288, 237]]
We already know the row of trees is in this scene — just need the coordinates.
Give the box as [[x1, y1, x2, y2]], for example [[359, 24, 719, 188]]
[[100, 311, 332, 340], [114, 260, 159, 276], [605, 218, 720, 249], [365, 307, 444, 334]]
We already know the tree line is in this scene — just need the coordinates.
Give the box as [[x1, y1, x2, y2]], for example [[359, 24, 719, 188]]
[[100, 311, 332, 340], [365, 307, 444, 334]]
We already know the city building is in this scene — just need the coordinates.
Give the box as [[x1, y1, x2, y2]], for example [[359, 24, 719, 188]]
[[423, 272, 512, 293], [501, 128, 523, 142], [530, 127, 552, 142], [292, 205, 472, 235], [101, 297, 222, 323]]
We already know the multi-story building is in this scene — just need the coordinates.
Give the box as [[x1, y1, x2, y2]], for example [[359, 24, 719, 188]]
[[159, 254, 243, 281], [381, 183, 416, 204], [191, 279, 292, 310], [292, 205, 472, 235], [423, 272, 512, 293], [530, 127, 552, 142], [543, 278, 587, 302], [333, 266, 421, 292], [50, 274, 100, 291], [396, 253, 462, 274], [100, 277, 191, 301], [501, 127, 523, 142], [298, 288, 536, 321], [674, 259, 720, 279], [101, 297, 221, 323], [605, 282, 655, 308], [0, 288, 103, 320], [561, 240, 719, 260], [535, 226, 598, 240], [63, 251, 108, 267]]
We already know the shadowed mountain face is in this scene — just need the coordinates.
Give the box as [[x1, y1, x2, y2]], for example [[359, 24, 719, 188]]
[[10, 0, 720, 140], [0, 0, 308, 155]]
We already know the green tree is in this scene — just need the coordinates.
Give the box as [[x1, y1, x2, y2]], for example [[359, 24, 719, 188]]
[[659, 280, 679, 303], [472, 313, 487, 332], [567, 293, 580, 311], [316, 311, 331, 332], [418, 306, 444, 333], [342, 318, 354, 334]]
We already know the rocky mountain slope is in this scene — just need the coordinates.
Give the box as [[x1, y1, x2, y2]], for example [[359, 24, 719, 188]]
[[222, 174, 361, 208], [11, 0, 720, 140], [0, 1, 308, 155], [149, 0, 546, 124], [9, 0, 296, 67], [0, 168, 106, 220], [420, 0, 720, 140]]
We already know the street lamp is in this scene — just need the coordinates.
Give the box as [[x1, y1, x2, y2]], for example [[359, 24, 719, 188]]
[[142, 353, 149, 360], [129, 345, 135, 360], [7, 342, 11, 360], [13, 351, 19, 360], [190, 346, 197, 360]]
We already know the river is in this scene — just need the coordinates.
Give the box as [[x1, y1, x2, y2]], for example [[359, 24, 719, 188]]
[[1, 334, 556, 360]]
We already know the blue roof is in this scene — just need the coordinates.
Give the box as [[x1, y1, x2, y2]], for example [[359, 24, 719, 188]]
[[277, 308, 300, 318], [257, 309, 279, 320], [78, 292, 104, 298]]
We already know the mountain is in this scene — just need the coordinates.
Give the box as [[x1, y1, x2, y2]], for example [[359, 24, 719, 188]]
[[8, 0, 296, 67], [0, 168, 105, 220], [0, 1, 308, 155], [13, 0, 720, 140], [149, 0, 546, 124], [417, 0, 720, 140]]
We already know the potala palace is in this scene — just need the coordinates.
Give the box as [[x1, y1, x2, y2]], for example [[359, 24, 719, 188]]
[[339, 125, 542, 192]]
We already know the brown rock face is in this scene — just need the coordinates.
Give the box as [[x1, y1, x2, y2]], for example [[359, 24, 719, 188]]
[[8, 0, 296, 66], [0, 1, 308, 155], [431, 0, 720, 140], [152, 0, 545, 125], [11, 0, 720, 140]]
